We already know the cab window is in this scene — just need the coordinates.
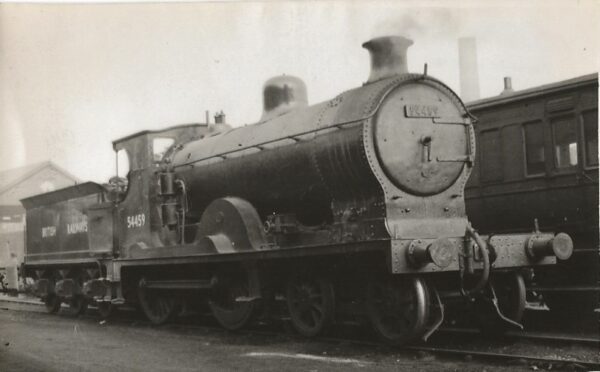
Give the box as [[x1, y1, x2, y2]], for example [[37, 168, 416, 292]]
[[153, 138, 175, 162], [582, 110, 598, 166], [523, 121, 545, 175], [111, 148, 130, 195], [116, 149, 130, 178], [552, 117, 578, 168]]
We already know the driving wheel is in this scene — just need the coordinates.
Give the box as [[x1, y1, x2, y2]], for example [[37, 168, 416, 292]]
[[208, 271, 258, 330], [286, 274, 335, 337], [138, 279, 180, 325], [97, 302, 114, 319], [68, 295, 88, 316], [44, 293, 61, 314], [366, 276, 430, 344]]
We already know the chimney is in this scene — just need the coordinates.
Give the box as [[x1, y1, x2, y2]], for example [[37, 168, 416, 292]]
[[500, 77, 514, 95], [214, 111, 226, 124], [363, 36, 413, 84], [260, 75, 308, 121], [458, 37, 481, 102], [205, 110, 212, 128]]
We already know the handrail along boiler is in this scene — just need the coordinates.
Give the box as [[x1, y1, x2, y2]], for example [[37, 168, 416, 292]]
[[22, 36, 573, 343]]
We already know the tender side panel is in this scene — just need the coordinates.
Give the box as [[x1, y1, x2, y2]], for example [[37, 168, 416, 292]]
[[88, 202, 115, 256], [23, 185, 109, 265]]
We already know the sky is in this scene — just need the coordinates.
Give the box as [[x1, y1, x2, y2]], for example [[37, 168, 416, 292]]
[[0, 0, 598, 182]]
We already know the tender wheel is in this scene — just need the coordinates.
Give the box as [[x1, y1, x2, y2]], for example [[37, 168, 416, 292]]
[[68, 295, 88, 316], [209, 271, 257, 330], [44, 294, 61, 314], [475, 271, 525, 334], [286, 274, 335, 337], [97, 302, 114, 319], [138, 280, 180, 325], [366, 276, 430, 344]]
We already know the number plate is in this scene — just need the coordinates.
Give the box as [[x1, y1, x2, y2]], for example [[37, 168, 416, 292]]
[[405, 104, 440, 118], [127, 213, 146, 229]]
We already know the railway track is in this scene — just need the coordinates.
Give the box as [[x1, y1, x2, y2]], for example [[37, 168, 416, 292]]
[[438, 326, 600, 345], [2, 295, 599, 370]]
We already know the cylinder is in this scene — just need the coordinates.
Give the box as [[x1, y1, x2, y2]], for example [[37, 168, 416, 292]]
[[525, 233, 573, 261], [161, 203, 178, 227], [406, 239, 429, 267], [406, 238, 453, 268], [159, 172, 175, 196]]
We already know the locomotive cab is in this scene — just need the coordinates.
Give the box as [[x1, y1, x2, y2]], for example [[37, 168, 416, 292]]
[[111, 123, 230, 256]]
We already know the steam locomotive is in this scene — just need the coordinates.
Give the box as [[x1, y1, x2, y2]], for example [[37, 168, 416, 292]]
[[21, 36, 573, 344]]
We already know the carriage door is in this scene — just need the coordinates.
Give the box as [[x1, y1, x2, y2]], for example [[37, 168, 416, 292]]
[[579, 109, 598, 238], [549, 114, 583, 233]]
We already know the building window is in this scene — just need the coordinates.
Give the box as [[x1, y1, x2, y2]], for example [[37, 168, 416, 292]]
[[480, 129, 503, 182], [552, 117, 578, 168], [523, 121, 545, 175], [582, 110, 598, 166]]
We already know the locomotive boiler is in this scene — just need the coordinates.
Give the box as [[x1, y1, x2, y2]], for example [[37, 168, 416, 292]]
[[23, 36, 573, 344]]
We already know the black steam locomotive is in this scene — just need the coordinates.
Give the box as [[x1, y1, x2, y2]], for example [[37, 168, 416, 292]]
[[21, 36, 573, 344]]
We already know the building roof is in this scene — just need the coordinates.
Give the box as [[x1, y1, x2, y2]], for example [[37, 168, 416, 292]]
[[466, 73, 598, 111], [0, 161, 79, 196]]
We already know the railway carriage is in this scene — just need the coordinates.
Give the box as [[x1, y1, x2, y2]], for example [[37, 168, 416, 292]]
[[465, 74, 599, 320], [22, 36, 573, 344]]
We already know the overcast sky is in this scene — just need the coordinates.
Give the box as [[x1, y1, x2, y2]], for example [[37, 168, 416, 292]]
[[0, 0, 598, 182]]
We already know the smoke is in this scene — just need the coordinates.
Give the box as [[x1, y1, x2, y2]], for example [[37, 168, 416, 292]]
[[372, 9, 463, 40]]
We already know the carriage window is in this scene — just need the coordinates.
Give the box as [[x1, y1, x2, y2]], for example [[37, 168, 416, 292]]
[[523, 122, 545, 175], [480, 129, 502, 182], [552, 117, 578, 168], [583, 110, 598, 166], [153, 138, 175, 162]]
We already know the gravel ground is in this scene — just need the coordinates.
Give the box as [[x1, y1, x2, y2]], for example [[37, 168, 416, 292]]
[[0, 307, 537, 372], [1, 294, 598, 372]]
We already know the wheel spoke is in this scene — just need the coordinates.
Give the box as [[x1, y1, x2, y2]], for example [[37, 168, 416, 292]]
[[311, 303, 324, 316], [367, 277, 429, 344], [287, 275, 334, 337], [209, 271, 257, 331], [310, 309, 321, 326], [158, 298, 166, 316]]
